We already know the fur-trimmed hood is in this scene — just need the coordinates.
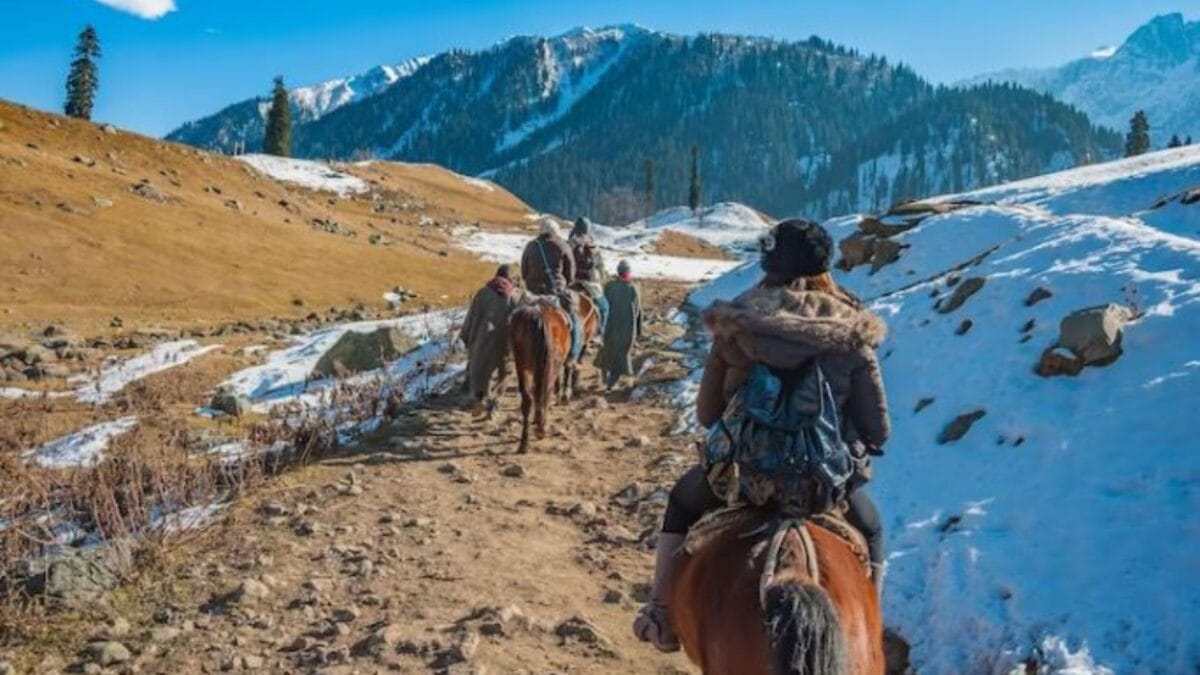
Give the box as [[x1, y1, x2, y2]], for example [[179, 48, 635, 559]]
[[703, 285, 886, 369]]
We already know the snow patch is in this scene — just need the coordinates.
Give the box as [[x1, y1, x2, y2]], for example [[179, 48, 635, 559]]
[[236, 155, 369, 196], [24, 417, 138, 469], [75, 340, 222, 405], [221, 310, 461, 412]]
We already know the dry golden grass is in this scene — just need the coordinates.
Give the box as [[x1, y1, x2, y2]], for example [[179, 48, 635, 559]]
[[0, 100, 535, 335], [650, 228, 735, 260]]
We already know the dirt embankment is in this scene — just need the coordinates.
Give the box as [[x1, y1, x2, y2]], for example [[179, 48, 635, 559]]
[[650, 229, 736, 261]]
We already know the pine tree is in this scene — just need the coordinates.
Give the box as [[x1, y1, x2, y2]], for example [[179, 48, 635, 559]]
[[643, 159, 656, 217], [1187, 136, 1195, 146], [263, 76, 292, 157], [64, 25, 101, 121], [1168, 134, 1183, 148], [1124, 110, 1150, 157], [688, 146, 702, 213]]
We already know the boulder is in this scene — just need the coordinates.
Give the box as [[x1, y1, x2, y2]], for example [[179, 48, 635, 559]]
[[17, 540, 133, 605], [869, 238, 906, 273], [858, 215, 916, 238], [1057, 303, 1134, 366], [837, 233, 876, 271], [21, 344, 57, 365], [937, 277, 986, 314], [311, 327, 417, 379], [210, 387, 250, 417], [1036, 346, 1085, 377]]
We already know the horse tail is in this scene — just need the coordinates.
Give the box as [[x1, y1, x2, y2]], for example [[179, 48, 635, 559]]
[[509, 307, 534, 391], [763, 580, 848, 675]]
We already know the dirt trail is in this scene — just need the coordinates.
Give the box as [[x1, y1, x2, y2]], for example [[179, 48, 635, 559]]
[[7, 286, 703, 674]]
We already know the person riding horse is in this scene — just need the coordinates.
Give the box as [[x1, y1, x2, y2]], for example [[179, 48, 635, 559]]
[[633, 218, 892, 654], [521, 217, 582, 356], [568, 217, 610, 331]]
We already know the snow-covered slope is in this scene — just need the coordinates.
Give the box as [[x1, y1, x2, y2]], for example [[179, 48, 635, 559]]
[[622, 203, 774, 253], [451, 202, 767, 283], [686, 147, 1200, 673], [970, 13, 1200, 142]]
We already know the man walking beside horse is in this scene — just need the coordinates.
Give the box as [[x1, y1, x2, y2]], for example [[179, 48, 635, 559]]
[[459, 264, 524, 418]]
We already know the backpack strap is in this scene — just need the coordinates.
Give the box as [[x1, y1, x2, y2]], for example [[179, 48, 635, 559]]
[[535, 238, 557, 290]]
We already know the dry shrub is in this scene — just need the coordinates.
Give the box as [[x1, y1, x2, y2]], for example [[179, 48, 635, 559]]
[[0, 320, 461, 617]]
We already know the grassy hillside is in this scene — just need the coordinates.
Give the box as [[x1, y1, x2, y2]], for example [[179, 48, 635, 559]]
[[0, 100, 535, 335]]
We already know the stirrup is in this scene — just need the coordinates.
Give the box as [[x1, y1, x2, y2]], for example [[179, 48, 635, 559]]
[[633, 603, 680, 653]]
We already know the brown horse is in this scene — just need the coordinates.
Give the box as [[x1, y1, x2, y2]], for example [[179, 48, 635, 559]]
[[508, 298, 571, 453], [671, 514, 883, 675]]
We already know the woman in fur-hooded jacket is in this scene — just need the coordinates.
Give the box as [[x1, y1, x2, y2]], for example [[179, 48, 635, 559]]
[[633, 218, 892, 654]]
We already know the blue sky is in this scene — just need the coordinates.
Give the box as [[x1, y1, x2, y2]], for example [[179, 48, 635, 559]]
[[0, 1, 1189, 136]]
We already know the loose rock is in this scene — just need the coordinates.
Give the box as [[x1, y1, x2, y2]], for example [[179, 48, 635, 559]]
[[84, 641, 131, 666], [1024, 286, 1053, 307], [937, 276, 986, 314], [938, 409, 987, 444]]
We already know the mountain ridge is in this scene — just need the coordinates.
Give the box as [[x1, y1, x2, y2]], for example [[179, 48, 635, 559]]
[[168, 24, 1121, 221]]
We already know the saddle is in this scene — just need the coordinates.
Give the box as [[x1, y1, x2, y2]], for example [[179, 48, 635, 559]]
[[530, 292, 583, 360], [682, 505, 871, 592]]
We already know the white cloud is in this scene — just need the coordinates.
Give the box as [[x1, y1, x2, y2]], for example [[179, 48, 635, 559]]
[[94, 0, 177, 20]]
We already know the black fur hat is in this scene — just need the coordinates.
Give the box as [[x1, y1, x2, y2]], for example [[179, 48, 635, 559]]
[[760, 218, 833, 280]]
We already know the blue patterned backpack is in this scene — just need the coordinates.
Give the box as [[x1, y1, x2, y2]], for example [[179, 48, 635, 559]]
[[704, 361, 853, 513]]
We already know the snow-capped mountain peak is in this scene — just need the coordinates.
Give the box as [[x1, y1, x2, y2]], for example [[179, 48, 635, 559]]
[[968, 13, 1200, 144], [1114, 12, 1199, 65], [282, 57, 431, 122]]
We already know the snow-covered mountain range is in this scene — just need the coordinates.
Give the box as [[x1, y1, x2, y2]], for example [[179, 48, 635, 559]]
[[167, 25, 1119, 222], [686, 146, 1200, 674], [169, 57, 429, 153], [970, 13, 1200, 144]]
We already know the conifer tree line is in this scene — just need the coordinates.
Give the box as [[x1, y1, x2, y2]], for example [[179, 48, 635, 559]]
[[64, 25, 100, 121], [263, 76, 292, 157]]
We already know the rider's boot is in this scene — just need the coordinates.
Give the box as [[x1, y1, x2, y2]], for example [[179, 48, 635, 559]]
[[870, 562, 886, 601], [633, 532, 683, 653]]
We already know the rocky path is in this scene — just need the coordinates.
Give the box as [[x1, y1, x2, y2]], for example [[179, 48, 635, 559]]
[[12, 288, 702, 674]]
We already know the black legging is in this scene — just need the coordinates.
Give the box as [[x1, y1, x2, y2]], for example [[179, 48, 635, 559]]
[[661, 465, 884, 566]]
